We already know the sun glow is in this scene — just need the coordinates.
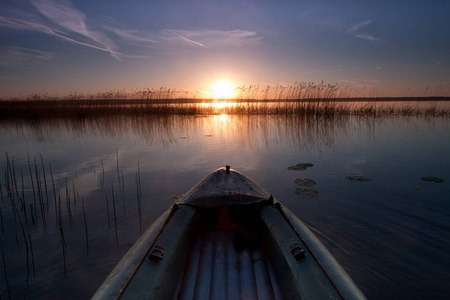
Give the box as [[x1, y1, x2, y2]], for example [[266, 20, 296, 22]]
[[212, 80, 234, 99]]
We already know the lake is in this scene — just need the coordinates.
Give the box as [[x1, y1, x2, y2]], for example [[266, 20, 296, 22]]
[[0, 110, 449, 299]]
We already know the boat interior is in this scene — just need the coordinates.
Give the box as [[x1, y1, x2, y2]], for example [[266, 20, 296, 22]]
[[120, 201, 344, 300], [171, 203, 284, 300]]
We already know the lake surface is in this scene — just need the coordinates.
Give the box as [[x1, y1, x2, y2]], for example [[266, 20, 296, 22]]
[[0, 112, 449, 299]]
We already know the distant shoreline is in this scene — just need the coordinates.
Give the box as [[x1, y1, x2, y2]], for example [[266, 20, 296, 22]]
[[1, 96, 449, 120], [1, 96, 450, 105]]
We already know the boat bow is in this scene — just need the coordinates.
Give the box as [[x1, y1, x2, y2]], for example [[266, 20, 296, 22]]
[[179, 166, 271, 207]]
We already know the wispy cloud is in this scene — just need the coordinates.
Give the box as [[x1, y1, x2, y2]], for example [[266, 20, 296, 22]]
[[31, 0, 120, 59], [0, 1, 262, 62], [354, 34, 380, 42], [160, 29, 262, 48], [104, 24, 262, 51], [102, 25, 159, 45], [0, 46, 54, 68], [177, 35, 205, 47], [0, 0, 121, 59], [347, 19, 382, 43], [347, 20, 372, 33]]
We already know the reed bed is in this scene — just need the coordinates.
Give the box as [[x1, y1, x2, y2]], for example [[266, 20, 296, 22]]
[[0, 152, 145, 296], [1, 82, 449, 119]]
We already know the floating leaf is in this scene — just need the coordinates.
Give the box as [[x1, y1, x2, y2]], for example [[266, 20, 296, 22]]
[[294, 188, 319, 198], [294, 178, 317, 187], [345, 176, 373, 182], [287, 163, 314, 171], [421, 176, 444, 183]]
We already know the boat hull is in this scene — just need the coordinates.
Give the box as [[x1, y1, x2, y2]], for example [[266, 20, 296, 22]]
[[92, 168, 365, 300]]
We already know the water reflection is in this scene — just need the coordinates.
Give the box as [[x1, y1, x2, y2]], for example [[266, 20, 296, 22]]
[[0, 113, 381, 150], [0, 113, 449, 299]]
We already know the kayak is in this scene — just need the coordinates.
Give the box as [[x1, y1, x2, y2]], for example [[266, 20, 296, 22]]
[[92, 166, 366, 300]]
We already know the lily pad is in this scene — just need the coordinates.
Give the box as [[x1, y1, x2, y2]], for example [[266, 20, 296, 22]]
[[287, 163, 314, 171], [421, 176, 444, 183], [294, 188, 319, 198], [294, 178, 317, 187], [346, 176, 373, 182]]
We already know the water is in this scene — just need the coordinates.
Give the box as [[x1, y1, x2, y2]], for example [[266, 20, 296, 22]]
[[0, 113, 449, 299]]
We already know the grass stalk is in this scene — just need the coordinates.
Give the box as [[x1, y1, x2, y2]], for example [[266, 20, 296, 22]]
[[27, 226, 35, 277], [40, 154, 49, 209], [0, 233, 11, 297], [136, 159, 142, 233], [105, 193, 110, 227], [100, 158, 105, 192], [65, 179, 74, 230], [27, 154, 38, 227], [58, 193, 67, 277], [81, 197, 89, 255], [0, 208, 3, 233], [111, 183, 119, 246], [49, 162, 57, 225], [21, 169, 29, 228], [121, 170, 125, 215], [34, 158, 47, 232]]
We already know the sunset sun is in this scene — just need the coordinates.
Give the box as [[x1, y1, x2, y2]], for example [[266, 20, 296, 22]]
[[212, 80, 234, 99]]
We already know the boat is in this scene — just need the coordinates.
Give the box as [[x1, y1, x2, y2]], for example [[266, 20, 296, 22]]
[[92, 166, 366, 300]]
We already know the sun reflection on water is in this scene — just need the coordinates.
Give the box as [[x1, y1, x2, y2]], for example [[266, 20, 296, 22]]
[[220, 113, 228, 121]]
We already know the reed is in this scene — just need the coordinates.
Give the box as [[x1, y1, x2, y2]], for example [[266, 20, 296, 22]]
[[81, 197, 89, 255], [21, 169, 30, 228], [111, 183, 119, 246], [1, 82, 448, 120], [58, 193, 67, 277], [27, 154, 37, 227], [0, 207, 3, 233], [49, 162, 58, 226], [9, 194, 30, 274], [105, 193, 111, 227], [0, 232, 11, 296], [100, 158, 105, 192], [40, 154, 49, 209], [65, 179, 74, 230], [136, 159, 142, 234], [34, 158, 47, 233], [121, 170, 125, 216], [27, 226, 35, 277]]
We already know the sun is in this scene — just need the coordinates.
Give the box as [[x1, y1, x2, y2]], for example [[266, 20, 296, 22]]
[[212, 80, 234, 99]]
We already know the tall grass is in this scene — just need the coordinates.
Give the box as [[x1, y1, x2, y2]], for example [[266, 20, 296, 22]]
[[0, 152, 145, 296], [1, 81, 448, 119]]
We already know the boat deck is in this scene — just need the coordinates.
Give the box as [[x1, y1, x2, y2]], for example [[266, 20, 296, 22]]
[[172, 230, 284, 300]]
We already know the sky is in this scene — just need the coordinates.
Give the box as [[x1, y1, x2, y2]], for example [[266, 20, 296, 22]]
[[1, 0, 449, 98]]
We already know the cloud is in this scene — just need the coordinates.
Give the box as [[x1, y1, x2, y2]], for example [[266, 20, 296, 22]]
[[160, 29, 262, 48], [0, 46, 54, 68], [177, 35, 205, 47], [31, 0, 120, 59], [354, 34, 381, 42], [347, 19, 382, 43], [104, 25, 262, 51], [0, 0, 121, 59], [0, 2, 262, 61], [102, 25, 159, 45], [347, 20, 372, 33]]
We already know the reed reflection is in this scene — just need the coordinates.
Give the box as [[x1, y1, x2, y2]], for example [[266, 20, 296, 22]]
[[1, 113, 382, 150]]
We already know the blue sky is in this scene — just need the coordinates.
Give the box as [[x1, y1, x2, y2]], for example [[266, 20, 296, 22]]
[[1, 0, 449, 98]]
